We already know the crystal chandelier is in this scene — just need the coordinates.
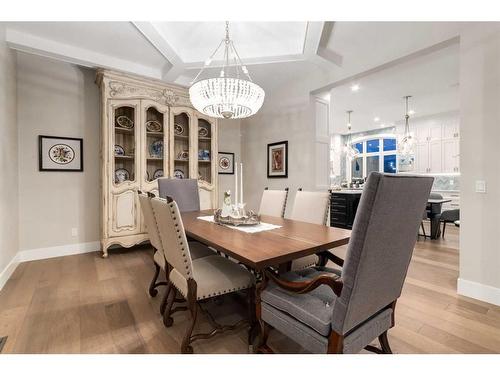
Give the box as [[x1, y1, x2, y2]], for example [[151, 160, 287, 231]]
[[398, 96, 416, 171], [189, 22, 265, 119], [343, 110, 359, 158]]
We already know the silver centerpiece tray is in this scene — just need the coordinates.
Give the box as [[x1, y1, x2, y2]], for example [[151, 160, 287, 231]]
[[213, 208, 261, 226]]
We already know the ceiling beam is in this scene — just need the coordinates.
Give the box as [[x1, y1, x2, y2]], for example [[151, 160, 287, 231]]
[[316, 21, 343, 66], [5, 28, 162, 79], [311, 36, 460, 95], [132, 21, 185, 81]]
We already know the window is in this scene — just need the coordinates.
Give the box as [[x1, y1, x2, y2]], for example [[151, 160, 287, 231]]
[[348, 136, 397, 179], [366, 139, 380, 153]]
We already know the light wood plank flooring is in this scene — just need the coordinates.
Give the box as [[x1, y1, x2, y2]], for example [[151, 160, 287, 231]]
[[1, 225, 500, 354]]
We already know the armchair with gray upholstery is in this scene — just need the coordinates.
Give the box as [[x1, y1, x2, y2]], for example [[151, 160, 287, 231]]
[[256, 172, 434, 354]]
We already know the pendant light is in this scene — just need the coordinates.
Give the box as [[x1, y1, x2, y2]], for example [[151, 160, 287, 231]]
[[189, 22, 265, 119], [398, 95, 416, 171], [344, 110, 359, 158]]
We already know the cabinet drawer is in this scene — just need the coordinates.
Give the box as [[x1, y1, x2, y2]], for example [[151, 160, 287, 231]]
[[331, 212, 347, 220]]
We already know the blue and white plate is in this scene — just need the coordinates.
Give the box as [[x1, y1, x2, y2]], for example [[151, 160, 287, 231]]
[[115, 168, 130, 184], [153, 169, 164, 179], [114, 144, 125, 156], [174, 169, 185, 179], [149, 140, 163, 158]]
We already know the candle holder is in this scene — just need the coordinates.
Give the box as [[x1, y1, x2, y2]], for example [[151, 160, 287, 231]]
[[214, 207, 261, 226]]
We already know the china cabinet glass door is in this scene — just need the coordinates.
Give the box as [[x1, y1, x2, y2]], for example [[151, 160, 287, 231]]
[[171, 108, 192, 180], [197, 118, 213, 184], [142, 100, 169, 191], [109, 99, 141, 237]]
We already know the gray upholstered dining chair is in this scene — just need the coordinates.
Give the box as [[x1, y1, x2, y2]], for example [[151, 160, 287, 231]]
[[138, 191, 213, 316], [256, 172, 433, 354], [441, 209, 459, 239], [289, 189, 330, 271], [419, 192, 443, 239], [151, 196, 256, 353], [158, 178, 200, 212], [258, 187, 289, 218]]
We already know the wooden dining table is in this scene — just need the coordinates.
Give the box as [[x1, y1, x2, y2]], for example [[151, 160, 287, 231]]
[[181, 210, 352, 271], [181, 210, 351, 347]]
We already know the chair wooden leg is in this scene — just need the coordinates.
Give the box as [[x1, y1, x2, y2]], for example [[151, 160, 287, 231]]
[[160, 283, 170, 315], [327, 331, 344, 353], [256, 322, 273, 353], [420, 222, 427, 238], [162, 283, 175, 327], [247, 286, 257, 346], [181, 279, 198, 354], [378, 331, 393, 354], [149, 262, 161, 297], [442, 221, 447, 239]]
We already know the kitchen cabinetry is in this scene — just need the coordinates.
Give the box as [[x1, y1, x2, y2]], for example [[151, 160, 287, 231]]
[[413, 116, 460, 174], [330, 191, 362, 229]]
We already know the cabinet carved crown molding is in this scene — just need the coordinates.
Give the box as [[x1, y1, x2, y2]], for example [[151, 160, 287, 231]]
[[109, 81, 181, 107]]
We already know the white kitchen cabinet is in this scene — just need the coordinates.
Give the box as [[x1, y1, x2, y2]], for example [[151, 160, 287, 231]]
[[416, 143, 429, 173], [442, 120, 460, 140], [442, 138, 460, 173], [412, 118, 460, 174], [429, 140, 442, 173]]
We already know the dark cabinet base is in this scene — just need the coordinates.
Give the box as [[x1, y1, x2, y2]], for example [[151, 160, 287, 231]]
[[330, 192, 362, 229]]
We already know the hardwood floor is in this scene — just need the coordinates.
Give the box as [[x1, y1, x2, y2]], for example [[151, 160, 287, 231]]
[[1, 225, 500, 354]]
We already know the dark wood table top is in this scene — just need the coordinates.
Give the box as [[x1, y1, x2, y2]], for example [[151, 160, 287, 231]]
[[181, 210, 351, 270]]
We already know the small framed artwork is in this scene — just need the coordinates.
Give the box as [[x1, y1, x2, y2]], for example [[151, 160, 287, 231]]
[[218, 152, 235, 174], [39, 135, 84, 172], [267, 141, 288, 178]]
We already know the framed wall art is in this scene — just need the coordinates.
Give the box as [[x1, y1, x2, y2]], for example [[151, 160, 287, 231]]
[[218, 152, 235, 174], [267, 140, 288, 178], [39, 135, 84, 172]]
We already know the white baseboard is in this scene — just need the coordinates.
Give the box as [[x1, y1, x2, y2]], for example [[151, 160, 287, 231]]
[[457, 278, 500, 306], [17, 241, 101, 262], [0, 253, 20, 291], [0, 241, 100, 291]]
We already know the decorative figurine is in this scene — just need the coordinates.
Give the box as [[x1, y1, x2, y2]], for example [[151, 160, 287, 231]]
[[221, 190, 233, 217]]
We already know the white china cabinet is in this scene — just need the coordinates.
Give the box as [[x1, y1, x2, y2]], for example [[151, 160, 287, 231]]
[[96, 70, 218, 257]]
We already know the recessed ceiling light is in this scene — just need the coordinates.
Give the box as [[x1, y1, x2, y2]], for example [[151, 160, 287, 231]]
[[350, 84, 360, 92], [374, 117, 380, 122], [380, 123, 385, 127], [408, 110, 415, 115]]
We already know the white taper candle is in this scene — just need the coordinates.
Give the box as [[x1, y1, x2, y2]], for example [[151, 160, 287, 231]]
[[234, 162, 238, 205], [240, 163, 243, 204]]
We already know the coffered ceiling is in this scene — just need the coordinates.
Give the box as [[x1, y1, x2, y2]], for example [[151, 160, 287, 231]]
[[3, 21, 463, 99]]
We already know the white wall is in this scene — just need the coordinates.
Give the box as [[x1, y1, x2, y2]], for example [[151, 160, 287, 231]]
[[0, 25, 19, 284], [217, 119, 241, 206], [458, 23, 500, 305], [241, 66, 333, 216], [17, 52, 100, 252]]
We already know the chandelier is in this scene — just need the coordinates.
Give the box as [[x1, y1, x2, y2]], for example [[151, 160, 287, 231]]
[[189, 22, 265, 119], [344, 110, 359, 158], [397, 95, 416, 171]]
